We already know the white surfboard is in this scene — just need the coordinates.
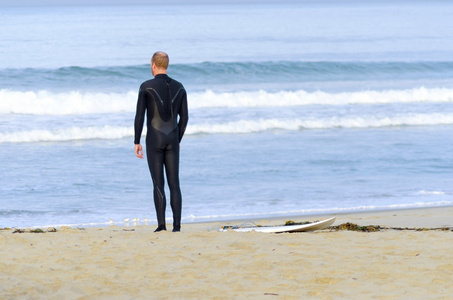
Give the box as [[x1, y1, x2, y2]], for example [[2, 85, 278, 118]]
[[220, 216, 336, 233]]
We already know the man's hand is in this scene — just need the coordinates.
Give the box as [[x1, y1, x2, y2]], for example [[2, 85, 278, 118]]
[[135, 144, 144, 159]]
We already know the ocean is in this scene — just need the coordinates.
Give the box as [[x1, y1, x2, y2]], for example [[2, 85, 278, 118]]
[[1, 0, 453, 228]]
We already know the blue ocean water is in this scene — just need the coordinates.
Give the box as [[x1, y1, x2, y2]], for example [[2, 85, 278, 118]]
[[1, 0, 453, 228]]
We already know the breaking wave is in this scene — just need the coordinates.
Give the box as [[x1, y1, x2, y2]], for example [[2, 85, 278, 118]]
[[2, 113, 453, 143], [1, 87, 453, 115]]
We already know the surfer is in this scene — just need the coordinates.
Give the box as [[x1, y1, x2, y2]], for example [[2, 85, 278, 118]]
[[134, 51, 189, 232]]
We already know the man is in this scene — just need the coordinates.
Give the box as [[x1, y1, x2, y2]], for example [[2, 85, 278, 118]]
[[134, 51, 189, 232]]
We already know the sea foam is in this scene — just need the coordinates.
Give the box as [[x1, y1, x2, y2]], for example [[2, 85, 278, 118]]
[[0, 90, 137, 115], [2, 113, 453, 143], [1, 87, 453, 115]]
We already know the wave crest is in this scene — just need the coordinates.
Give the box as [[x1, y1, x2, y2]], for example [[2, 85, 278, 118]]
[[191, 87, 453, 108], [1, 87, 453, 115], [3, 61, 453, 90], [0, 90, 136, 115], [2, 113, 453, 143], [0, 126, 132, 143]]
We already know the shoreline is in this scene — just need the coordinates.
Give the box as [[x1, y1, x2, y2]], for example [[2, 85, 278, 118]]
[[9, 204, 453, 230], [205, 204, 453, 228]]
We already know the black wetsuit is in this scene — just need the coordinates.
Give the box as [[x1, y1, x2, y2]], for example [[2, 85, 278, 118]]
[[134, 74, 189, 231]]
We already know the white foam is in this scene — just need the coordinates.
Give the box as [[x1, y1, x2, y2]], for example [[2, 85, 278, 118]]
[[190, 87, 453, 108], [2, 87, 453, 115], [0, 89, 136, 115], [417, 190, 447, 195], [186, 113, 453, 135], [2, 112, 453, 143], [0, 126, 133, 143]]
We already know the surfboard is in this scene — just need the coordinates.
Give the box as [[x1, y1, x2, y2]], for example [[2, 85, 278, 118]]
[[220, 216, 336, 233]]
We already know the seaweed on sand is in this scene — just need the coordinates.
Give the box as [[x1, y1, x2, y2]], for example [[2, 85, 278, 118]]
[[330, 223, 453, 232], [11, 228, 58, 234]]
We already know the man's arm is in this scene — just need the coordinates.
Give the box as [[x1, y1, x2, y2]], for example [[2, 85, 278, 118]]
[[178, 90, 189, 143], [134, 87, 147, 158]]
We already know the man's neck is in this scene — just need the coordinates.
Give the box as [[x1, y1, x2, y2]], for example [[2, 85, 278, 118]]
[[152, 68, 167, 76]]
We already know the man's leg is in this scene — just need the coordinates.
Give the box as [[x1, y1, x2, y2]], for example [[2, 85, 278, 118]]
[[146, 145, 167, 232], [164, 143, 182, 232]]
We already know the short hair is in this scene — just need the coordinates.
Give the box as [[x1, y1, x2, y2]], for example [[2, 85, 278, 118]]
[[152, 51, 169, 69]]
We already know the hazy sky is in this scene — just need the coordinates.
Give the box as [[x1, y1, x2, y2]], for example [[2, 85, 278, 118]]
[[1, 0, 303, 6]]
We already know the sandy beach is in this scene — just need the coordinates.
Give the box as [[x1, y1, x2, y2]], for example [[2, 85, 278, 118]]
[[1, 206, 453, 300]]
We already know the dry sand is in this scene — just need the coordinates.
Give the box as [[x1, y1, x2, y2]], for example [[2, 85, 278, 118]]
[[1, 206, 453, 299]]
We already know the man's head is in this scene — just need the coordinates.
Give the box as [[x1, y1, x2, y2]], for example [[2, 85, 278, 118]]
[[151, 51, 169, 76]]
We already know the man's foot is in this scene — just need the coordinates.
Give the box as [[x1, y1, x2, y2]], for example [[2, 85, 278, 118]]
[[172, 226, 181, 232], [154, 225, 167, 232]]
